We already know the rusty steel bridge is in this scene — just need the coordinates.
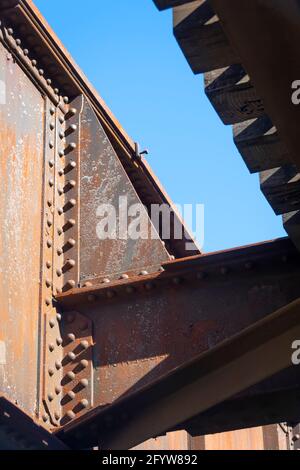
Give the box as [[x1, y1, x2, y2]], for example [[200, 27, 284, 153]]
[[0, 0, 300, 450]]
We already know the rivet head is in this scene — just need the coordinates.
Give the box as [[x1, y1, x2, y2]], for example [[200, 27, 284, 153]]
[[80, 399, 89, 409], [56, 269, 62, 277], [67, 391, 75, 400], [38, 69, 44, 76], [140, 271, 148, 276], [63, 96, 69, 104], [49, 178, 54, 187], [48, 368, 55, 377], [80, 340, 89, 350], [45, 298, 52, 307], [66, 280, 76, 289], [48, 159, 54, 168], [23, 48, 29, 56], [56, 313, 62, 322], [55, 361, 62, 370], [59, 131, 64, 139], [56, 337, 63, 346], [49, 122, 55, 131], [31, 59, 37, 67], [46, 78, 52, 85], [48, 393, 54, 402], [80, 379, 88, 388], [66, 410, 75, 420], [80, 359, 88, 369], [46, 261, 52, 269], [49, 343, 55, 352], [69, 199, 77, 207], [42, 415, 48, 423], [16, 38, 21, 46], [54, 411, 60, 421], [68, 238, 76, 247], [67, 371, 75, 381], [68, 108, 77, 117], [59, 150, 64, 157], [68, 219, 76, 227], [65, 259, 76, 268], [83, 282, 93, 288], [102, 278, 110, 284], [50, 106, 55, 115], [58, 169, 64, 177], [67, 351, 76, 361], [120, 274, 129, 280], [7, 28, 14, 35], [49, 319, 55, 328], [49, 140, 54, 149], [47, 239, 52, 248], [55, 386, 62, 395], [67, 333, 76, 342], [57, 248, 63, 257]]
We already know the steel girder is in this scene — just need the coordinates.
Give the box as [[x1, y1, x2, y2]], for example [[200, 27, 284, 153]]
[[0, 0, 300, 451]]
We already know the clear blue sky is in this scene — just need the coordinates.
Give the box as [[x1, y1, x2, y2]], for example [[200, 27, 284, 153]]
[[35, 0, 285, 253]]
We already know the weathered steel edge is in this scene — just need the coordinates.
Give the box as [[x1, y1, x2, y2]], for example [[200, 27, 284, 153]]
[[0, 395, 69, 450], [56, 298, 300, 449], [1, 0, 199, 256], [56, 236, 297, 306]]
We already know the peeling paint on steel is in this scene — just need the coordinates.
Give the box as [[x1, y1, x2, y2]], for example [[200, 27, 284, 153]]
[[0, 41, 44, 416]]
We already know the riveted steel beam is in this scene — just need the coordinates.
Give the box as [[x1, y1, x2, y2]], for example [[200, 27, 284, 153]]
[[55, 238, 300, 435], [57, 298, 300, 449]]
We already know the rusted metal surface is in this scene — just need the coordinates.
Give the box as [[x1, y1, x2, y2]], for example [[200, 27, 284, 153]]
[[79, 95, 170, 283], [0, 39, 44, 416], [0, 396, 69, 450], [0, 1, 196, 261], [57, 298, 300, 449], [57, 238, 300, 408], [0, 0, 299, 451]]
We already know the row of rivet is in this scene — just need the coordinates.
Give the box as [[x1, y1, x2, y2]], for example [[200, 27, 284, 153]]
[[52, 100, 79, 295], [44, 312, 90, 425], [41, 101, 60, 426], [82, 254, 292, 302], [2, 24, 69, 105], [60, 312, 92, 424]]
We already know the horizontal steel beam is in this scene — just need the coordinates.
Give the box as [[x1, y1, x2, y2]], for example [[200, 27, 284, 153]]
[[57, 298, 300, 449], [56, 238, 300, 446]]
